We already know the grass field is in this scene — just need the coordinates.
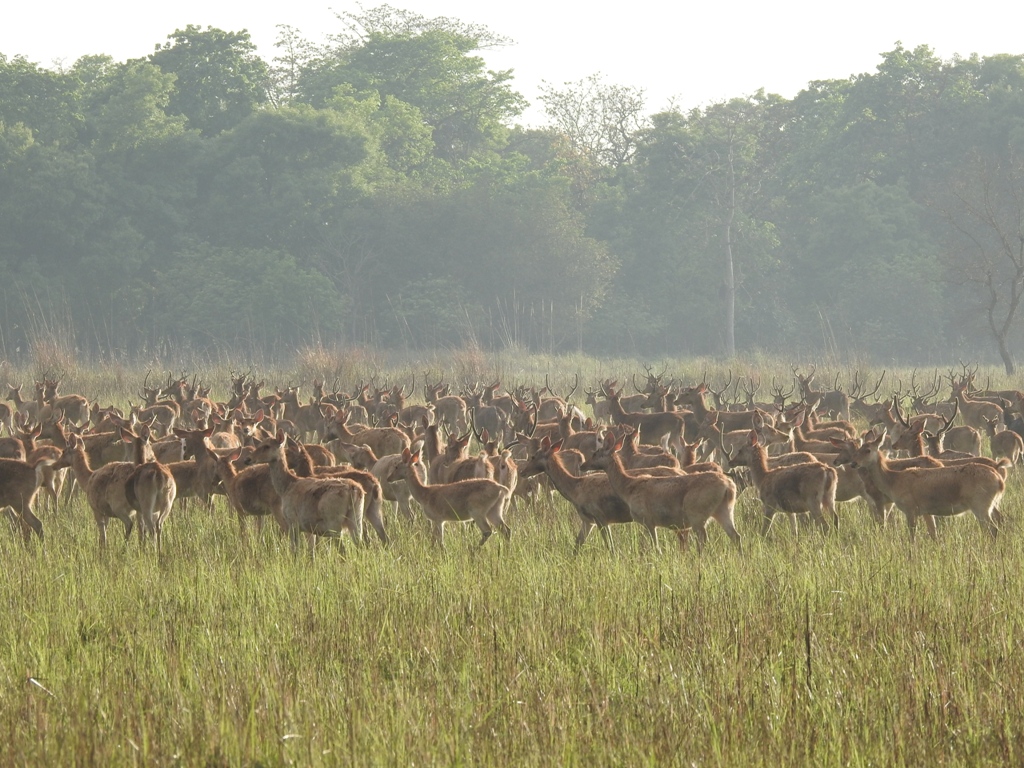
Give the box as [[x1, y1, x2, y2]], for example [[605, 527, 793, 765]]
[[2, 354, 1024, 765]]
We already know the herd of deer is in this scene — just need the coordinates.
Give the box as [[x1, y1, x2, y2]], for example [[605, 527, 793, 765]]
[[0, 363, 1020, 554]]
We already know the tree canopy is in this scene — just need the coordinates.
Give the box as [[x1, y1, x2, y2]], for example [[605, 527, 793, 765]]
[[2, 14, 1024, 365]]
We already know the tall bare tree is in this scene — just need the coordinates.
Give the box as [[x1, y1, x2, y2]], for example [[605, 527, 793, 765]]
[[938, 149, 1024, 374]]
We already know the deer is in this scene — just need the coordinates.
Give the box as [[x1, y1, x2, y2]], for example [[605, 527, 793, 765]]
[[794, 366, 851, 420], [6, 383, 41, 422], [38, 377, 90, 426], [0, 401, 12, 435], [424, 377, 468, 435], [983, 417, 1023, 465], [842, 430, 1004, 541], [212, 447, 284, 539], [518, 437, 634, 551], [601, 383, 688, 455], [673, 382, 773, 434], [284, 439, 388, 546], [0, 452, 51, 543], [848, 370, 890, 423], [890, 399, 1006, 474], [392, 448, 511, 548], [324, 407, 410, 458], [732, 430, 839, 535], [163, 434, 220, 513], [950, 378, 1004, 430], [128, 400, 177, 437], [581, 432, 740, 553], [122, 424, 177, 550], [12, 416, 67, 514], [247, 430, 365, 554], [51, 429, 168, 548]]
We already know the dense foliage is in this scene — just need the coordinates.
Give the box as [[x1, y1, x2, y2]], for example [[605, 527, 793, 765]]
[[2, 8, 1024, 367]]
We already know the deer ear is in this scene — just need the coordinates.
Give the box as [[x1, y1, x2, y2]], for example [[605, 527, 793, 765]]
[[551, 439, 564, 452], [748, 429, 758, 446], [829, 437, 844, 448]]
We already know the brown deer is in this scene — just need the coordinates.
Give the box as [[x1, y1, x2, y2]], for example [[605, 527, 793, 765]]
[[794, 366, 851, 420], [393, 448, 511, 548], [601, 383, 687, 455], [581, 433, 740, 553], [284, 439, 388, 546], [122, 425, 177, 550], [0, 453, 50, 542], [951, 379, 1004, 430], [984, 417, 1024, 465], [212, 448, 284, 538], [0, 401, 12, 435], [518, 437, 633, 551], [39, 377, 90, 426], [732, 430, 838, 535], [844, 430, 1004, 541], [52, 430, 158, 548], [13, 417, 67, 514], [325, 407, 410, 458], [247, 431, 365, 553]]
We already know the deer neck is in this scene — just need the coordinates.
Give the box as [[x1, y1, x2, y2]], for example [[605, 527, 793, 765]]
[[265, 448, 299, 496], [545, 452, 583, 497], [600, 451, 634, 498], [744, 444, 771, 485], [68, 446, 95, 486]]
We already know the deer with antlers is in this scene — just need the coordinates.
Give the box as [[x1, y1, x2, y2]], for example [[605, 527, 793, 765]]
[[600, 383, 688, 455], [793, 366, 851, 420]]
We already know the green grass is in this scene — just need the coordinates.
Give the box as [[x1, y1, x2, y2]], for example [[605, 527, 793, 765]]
[[4, 353, 1024, 765], [3, 485, 1024, 766]]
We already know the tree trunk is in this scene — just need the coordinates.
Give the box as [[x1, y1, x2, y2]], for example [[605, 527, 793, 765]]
[[722, 140, 737, 358]]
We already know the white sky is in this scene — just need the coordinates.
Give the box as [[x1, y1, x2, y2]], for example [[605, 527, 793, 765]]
[[3, 1, 1024, 125]]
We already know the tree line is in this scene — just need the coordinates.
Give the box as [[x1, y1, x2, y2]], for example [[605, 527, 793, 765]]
[[2, 6, 1024, 369]]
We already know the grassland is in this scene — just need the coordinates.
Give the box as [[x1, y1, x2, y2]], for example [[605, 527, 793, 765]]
[[2, 353, 1024, 766]]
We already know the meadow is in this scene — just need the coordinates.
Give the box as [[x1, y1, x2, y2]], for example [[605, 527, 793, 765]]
[[1, 351, 1023, 766]]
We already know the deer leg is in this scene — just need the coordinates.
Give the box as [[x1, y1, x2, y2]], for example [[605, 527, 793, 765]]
[[714, 504, 742, 550], [905, 511, 921, 542], [692, 524, 708, 552], [973, 507, 999, 538], [676, 529, 690, 551], [17, 503, 43, 543], [476, 518, 493, 547], [760, 505, 776, 536], [364, 502, 388, 546]]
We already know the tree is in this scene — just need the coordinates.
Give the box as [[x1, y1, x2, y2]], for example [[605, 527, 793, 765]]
[[148, 25, 270, 136], [937, 149, 1024, 373], [194, 105, 371, 250], [538, 73, 648, 168], [296, 5, 526, 162]]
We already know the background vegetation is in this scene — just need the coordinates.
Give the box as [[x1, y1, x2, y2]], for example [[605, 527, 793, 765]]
[[3, 6, 1024, 368]]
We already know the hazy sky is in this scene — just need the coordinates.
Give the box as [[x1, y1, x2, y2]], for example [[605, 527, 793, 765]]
[[4, 1, 1024, 124]]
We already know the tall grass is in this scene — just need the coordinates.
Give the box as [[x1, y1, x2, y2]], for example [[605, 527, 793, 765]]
[[2, 354, 1024, 764]]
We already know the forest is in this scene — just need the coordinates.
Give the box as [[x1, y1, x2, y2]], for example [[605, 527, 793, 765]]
[[2, 5, 1024, 368]]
